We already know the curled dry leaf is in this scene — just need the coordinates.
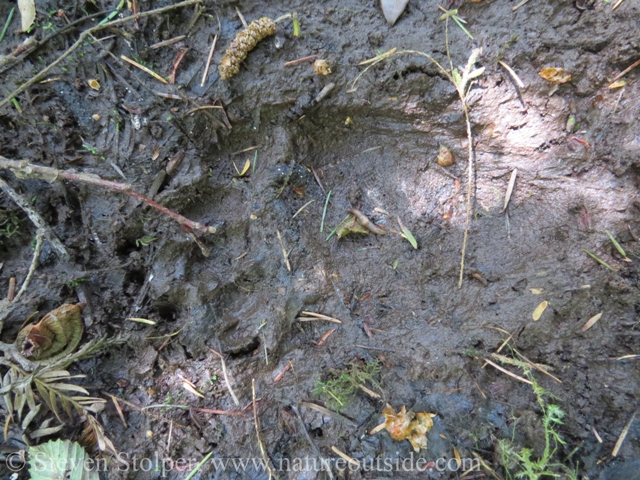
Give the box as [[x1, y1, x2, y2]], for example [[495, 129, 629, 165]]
[[313, 59, 332, 75], [437, 145, 455, 167], [15, 303, 85, 363], [380, 0, 409, 25], [538, 67, 571, 84], [18, 0, 36, 33], [380, 404, 436, 452]]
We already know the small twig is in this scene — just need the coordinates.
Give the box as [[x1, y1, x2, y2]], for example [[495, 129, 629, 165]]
[[200, 34, 218, 87], [13, 229, 45, 302], [0, 0, 201, 109], [252, 379, 278, 479], [284, 55, 318, 67], [209, 348, 239, 406], [149, 35, 186, 50], [0, 176, 69, 258], [0, 156, 216, 235]]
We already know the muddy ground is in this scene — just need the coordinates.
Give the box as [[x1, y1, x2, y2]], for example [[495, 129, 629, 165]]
[[1, 0, 639, 478]]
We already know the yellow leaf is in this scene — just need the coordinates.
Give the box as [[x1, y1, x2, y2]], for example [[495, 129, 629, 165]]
[[581, 312, 603, 332], [239, 159, 251, 176], [532, 301, 548, 321], [18, 0, 36, 33], [88, 79, 100, 90], [608, 80, 626, 89], [538, 68, 571, 84]]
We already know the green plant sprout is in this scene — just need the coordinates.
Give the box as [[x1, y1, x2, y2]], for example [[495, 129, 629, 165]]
[[497, 367, 578, 480], [313, 359, 383, 412]]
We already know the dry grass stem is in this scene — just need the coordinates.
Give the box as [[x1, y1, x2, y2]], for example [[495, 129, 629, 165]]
[[612, 410, 636, 457], [121, 55, 167, 83], [209, 348, 239, 406], [299, 311, 342, 323], [276, 230, 291, 271], [252, 379, 278, 479], [498, 61, 525, 88], [331, 446, 359, 467], [483, 358, 532, 385], [201, 34, 218, 87]]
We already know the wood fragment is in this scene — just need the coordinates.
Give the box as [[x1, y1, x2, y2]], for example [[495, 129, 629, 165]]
[[612, 411, 636, 457], [7, 277, 16, 301]]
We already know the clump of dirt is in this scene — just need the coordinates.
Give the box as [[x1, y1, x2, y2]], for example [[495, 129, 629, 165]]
[[1, 0, 640, 478]]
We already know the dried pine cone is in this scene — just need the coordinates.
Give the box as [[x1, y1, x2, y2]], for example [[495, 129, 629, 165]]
[[219, 17, 276, 80]]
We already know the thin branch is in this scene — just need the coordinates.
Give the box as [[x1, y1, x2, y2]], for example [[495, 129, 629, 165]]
[[0, 177, 69, 258], [13, 229, 44, 302], [0, 156, 216, 235], [0, 0, 201, 109]]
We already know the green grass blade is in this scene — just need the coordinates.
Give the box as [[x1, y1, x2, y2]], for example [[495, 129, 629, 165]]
[[452, 15, 474, 40], [605, 230, 628, 259], [320, 190, 331, 233], [584, 249, 616, 272], [0, 7, 15, 43]]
